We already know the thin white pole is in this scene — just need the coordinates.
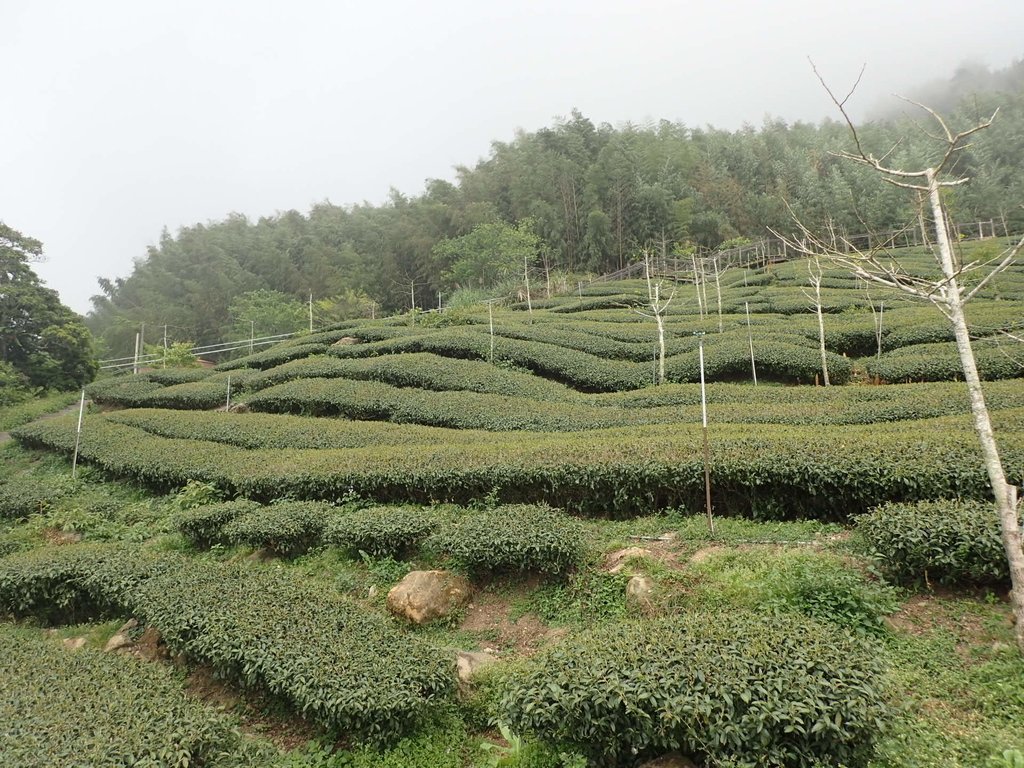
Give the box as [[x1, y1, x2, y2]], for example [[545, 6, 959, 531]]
[[488, 301, 495, 364], [71, 389, 86, 479], [308, 292, 314, 333], [225, 375, 232, 411], [249, 321, 255, 355], [133, 332, 140, 375]]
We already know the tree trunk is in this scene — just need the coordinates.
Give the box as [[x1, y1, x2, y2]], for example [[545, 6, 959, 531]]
[[816, 300, 830, 387], [928, 169, 1024, 651]]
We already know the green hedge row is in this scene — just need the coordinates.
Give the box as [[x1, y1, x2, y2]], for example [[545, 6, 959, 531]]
[[320, 326, 849, 389], [0, 624, 251, 768], [179, 498, 581, 575], [107, 408, 496, 450], [214, 342, 329, 371], [177, 499, 263, 548], [866, 340, 1024, 383], [500, 611, 887, 766], [0, 474, 75, 519], [246, 377, 647, 431], [0, 545, 454, 740], [143, 367, 212, 385], [855, 499, 1009, 586], [330, 327, 650, 392], [15, 409, 1022, 519], [246, 352, 576, 401]]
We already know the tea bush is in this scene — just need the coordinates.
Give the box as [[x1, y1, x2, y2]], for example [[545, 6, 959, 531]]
[[855, 499, 1008, 585], [14, 410, 1024, 519], [0, 625, 248, 768], [325, 505, 440, 557], [0, 546, 455, 740], [0, 474, 75, 519], [178, 499, 263, 548], [143, 367, 212, 386], [428, 505, 584, 575], [866, 340, 1023, 383], [500, 611, 888, 766], [221, 500, 335, 556], [215, 342, 329, 371]]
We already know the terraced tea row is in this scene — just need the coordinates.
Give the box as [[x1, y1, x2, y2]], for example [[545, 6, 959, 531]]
[[14, 410, 1023, 518], [0, 545, 452, 739]]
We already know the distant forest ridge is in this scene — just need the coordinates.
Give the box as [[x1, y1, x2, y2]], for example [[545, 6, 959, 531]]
[[88, 59, 1024, 356]]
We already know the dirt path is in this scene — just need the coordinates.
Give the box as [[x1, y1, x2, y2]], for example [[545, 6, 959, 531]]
[[0, 402, 84, 446]]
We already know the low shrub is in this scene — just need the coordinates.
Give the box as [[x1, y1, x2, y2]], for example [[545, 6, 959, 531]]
[[429, 505, 584, 576], [0, 546, 455, 740], [500, 611, 888, 766], [0, 625, 249, 767], [855, 499, 1008, 586], [214, 342, 329, 371], [143, 367, 212, 386], [0, 474, 75, 519], [221, 500, 335, 556], [325, 506, 439, 557], [177, 499, 262, 548], [865, 340, 1024, 383]]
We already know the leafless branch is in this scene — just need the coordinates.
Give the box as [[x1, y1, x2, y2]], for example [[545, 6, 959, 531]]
[[962, 234, 1024, 302]]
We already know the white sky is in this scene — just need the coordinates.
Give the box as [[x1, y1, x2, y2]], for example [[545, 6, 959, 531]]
[[2, 0, 1022, 314]]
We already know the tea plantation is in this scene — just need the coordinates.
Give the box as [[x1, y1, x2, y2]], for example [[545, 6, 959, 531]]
[[1, 241, 1022, 767]]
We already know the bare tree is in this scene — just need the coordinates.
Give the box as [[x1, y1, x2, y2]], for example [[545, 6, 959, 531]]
[[802, 255, 830, 386], [690, 252, 705, 320], [711, 255, 729, 333], [636, 250, 676, 385], [781, 64, 1024, 651]]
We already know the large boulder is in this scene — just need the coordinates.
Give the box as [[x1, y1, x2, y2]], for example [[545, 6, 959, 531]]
[[386, 570, 472, 625]]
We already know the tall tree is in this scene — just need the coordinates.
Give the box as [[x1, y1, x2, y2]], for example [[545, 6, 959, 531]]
[[1, 223, 97, 389]]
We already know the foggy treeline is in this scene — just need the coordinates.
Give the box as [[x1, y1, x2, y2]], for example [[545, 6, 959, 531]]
[[88, 61, 1024, 356]]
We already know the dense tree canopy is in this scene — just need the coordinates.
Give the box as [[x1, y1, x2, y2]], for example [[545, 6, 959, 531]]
[[1, 223, 97, 390], [87, 61, 1024, 357]]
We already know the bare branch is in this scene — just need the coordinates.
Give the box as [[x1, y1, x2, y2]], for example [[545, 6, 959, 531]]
[[962, 234, 1024, 302]]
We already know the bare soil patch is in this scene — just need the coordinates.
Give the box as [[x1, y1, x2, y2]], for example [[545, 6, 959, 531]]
[[460, 590, 566, 655]]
